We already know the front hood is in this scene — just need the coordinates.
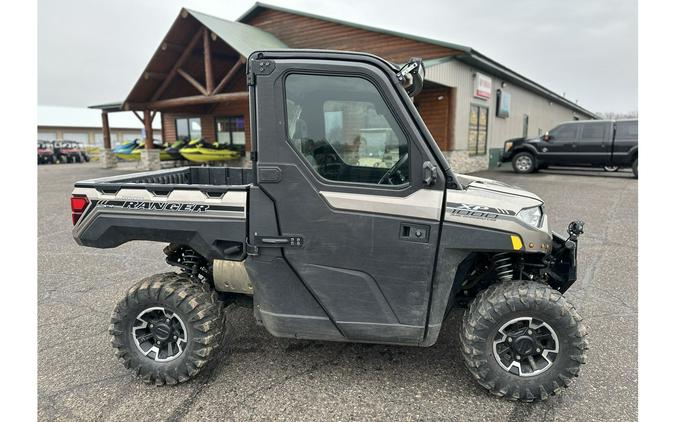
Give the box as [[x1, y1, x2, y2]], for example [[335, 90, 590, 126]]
[[454, 173, 543, 204]]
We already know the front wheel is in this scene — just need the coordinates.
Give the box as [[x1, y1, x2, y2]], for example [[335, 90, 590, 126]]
[[109, 273, 225, 385], [460, 281, 588, 402], [603, 165, 619, 172], [511, 152, 536, 174]]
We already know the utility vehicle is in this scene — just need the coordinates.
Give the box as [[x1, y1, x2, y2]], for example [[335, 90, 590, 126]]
[[71, 50, 587, 402], [501, 119, 638, 177]]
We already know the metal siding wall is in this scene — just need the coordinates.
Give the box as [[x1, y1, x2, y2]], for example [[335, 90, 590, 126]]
[[426, 60, 594, 155]]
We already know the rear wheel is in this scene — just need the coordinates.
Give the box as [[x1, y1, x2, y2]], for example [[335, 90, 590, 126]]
[[511, 152, 536, 174], [632, 158, 638, 178], [603, 165, 619, 172], [109, 273, 225, 385], [460, 281, 588, 402]]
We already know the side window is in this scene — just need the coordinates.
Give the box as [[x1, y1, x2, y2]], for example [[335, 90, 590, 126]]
[[580, 123, 606, 141], [616, 121, 638, 139], [285, 74, 410, 186], [549, 123, 577, 141], [468, 105, 488, 155]]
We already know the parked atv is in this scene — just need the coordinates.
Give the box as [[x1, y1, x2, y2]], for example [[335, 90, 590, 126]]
[[71, 51, 587, 402], [53, 141, 89, 163], [37, 141, 56, 164]]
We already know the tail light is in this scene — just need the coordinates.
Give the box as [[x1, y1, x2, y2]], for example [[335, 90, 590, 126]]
[[71, 195, 90, 225]]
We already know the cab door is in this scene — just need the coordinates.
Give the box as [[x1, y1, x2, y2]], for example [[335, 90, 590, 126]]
[[539, 122, 580, 164], [248, 52, 446, 344]]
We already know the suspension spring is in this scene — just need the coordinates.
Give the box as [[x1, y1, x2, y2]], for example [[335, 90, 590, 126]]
[[493, 252, 513, 281]]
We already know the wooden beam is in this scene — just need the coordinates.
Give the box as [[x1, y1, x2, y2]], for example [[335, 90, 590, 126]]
[[127, 91, 248, 110], [144, 72, 167, 80], [132, 110, 144, 124], [101, 112, 111, 149], [161, 42, 183, 53], [203, 29, 214, 94], [212, 60, 243, 95], [177, 68, 208, 96], [143, 110, 154, 149], [151, 28, 205, 101]]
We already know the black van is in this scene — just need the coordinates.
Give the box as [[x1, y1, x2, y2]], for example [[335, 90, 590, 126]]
[[500, 119, 638, 177]]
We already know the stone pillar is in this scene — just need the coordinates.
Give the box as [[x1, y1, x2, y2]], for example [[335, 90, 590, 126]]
[[140, 149, 161, 171], [100, 149, 117, 169]]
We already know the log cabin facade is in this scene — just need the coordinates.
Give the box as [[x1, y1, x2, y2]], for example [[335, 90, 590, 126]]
[[92, 2, 595, 172]]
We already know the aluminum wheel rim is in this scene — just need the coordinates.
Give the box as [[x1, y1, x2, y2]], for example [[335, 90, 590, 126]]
[[515, 156, 533, 172], [132, 306, 188, 362], [492, 317, 559, 377]]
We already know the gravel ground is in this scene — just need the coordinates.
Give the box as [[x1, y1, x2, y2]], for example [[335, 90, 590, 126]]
[[38, 163, 637, 421]]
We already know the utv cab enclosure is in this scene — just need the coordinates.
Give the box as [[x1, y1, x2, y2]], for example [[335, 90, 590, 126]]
[[72, 50, 587, 402]]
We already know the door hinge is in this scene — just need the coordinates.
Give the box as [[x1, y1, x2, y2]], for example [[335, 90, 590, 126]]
[[247, 73, 256, 86], [250, 151, 258, 161]]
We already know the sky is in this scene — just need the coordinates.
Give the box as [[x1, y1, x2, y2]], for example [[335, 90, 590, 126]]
[[38, 0, 638, 114]]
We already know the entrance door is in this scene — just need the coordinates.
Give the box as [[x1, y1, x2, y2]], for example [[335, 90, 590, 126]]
[[249, 53, 446, 344]]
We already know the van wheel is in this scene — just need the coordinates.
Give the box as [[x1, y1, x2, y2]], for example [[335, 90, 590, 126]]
[[603, 166, 619, 172], [460, 281, 588, 402], [109, 273, 225, 385], [632, 159, 638, 178], [512, 152, 536, 174]]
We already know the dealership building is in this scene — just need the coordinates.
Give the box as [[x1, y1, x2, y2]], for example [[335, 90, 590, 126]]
[[93, 2, 596, 172]]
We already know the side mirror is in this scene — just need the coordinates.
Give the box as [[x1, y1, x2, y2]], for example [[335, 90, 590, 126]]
[[398, 58, 425, 98], [543, 132, 551, 142], [423, 161, 437, 186]]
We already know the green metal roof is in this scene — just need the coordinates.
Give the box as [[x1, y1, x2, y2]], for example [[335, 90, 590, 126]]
[[186, 8, 287, 58]]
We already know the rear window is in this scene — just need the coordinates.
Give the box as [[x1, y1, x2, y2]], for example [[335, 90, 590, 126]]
[[616, 121, 638, 139], [580, 123, 606, 141]]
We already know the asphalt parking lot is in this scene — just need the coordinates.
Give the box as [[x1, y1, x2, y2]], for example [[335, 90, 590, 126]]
[[38, 163, 637, 421]]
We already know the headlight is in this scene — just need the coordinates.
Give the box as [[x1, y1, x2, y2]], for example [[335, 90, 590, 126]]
[[504, 141, 513, 152], [516, 206, 543, 228]]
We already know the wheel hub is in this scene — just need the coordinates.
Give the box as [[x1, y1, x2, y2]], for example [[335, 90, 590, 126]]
[[151, 322, 173, 342], [132, 307, 187, 362], [512, 335, 536, 356], [493, 317, 559, 377]]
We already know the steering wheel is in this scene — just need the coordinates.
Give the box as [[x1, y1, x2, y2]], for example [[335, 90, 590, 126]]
[[378, 153, 409, 185]]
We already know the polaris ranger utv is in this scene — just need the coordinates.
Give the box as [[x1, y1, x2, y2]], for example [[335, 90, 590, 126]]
[[71, 50, 587, 402]]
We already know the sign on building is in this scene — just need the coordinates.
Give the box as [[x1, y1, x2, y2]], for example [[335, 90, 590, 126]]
[[496, 90, 511, 118], [474, 73, 492, 100]]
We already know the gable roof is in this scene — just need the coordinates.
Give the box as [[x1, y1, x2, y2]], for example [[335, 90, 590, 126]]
[[187, 8, 287, 58], [239, 2, 597, 118]]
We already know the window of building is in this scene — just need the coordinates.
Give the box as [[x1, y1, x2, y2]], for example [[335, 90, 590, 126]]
[[549, 123, 577, 141], [175, 117, 202, 141], [615, 121, 638, 139], [285, 73, 409, 186], [468, 105, 488, 155], [216, 116, 246, 150], [580, 122, 606, 141], [522, 114, 529, 137]]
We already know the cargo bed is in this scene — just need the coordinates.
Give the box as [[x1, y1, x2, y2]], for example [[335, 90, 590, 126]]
[[72, 166, 251, 260]]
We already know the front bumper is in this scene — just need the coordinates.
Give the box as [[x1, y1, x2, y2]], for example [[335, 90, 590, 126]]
[[500, 150, 514, 162], [546, 231, 579, 293]]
